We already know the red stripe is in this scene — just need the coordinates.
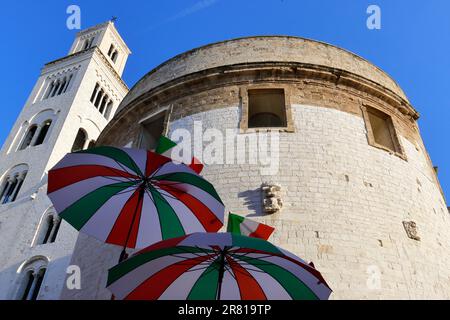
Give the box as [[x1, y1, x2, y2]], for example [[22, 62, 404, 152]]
[[125, 254, 214, 300], [48, 165, 139, 193], [145, 151, 171, 177], [106, 188, 143, 248], [230, 248, 328, 286], [226, 256, 266, 300], [248, 224, 275, 240], [189, 157, 204, 174], [135, 235, 189, 255], [156, 183, 223, 232]]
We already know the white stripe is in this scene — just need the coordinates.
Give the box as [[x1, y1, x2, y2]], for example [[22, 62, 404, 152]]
[[239, 219, 260, 236], [135, 192, 163, 248], [156, 181, 224, 224], [236, 253, 331, 300], [48, 176, 134, 214], [80, 186, 137, 241], [159, 264, 211, 300], [108, 253, 208, 299], [152, 161, 196, 177], [240, 262, 292, 300], [179, 232, 232, 248], [219, 267, 241, 300], [52, 152, 139, 176], [119, 148, 147, 176], [156, 188, 205, 233]]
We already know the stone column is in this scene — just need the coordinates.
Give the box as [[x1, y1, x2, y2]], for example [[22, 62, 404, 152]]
[[0, 178, 13, 203], [25, 272, 38, 300], [30, 124, 43, 147], [50, 80, 60, 98], [10, 172, 26, 202]]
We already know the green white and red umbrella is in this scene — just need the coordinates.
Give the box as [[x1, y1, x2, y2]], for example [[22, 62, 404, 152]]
[[47, 146, 225, 249], [107, 232, 332, 300]]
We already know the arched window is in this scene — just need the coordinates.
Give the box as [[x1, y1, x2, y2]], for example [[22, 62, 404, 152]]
[[34, 120, 52, 146], [94, 89, 104, 108], [249, 112, 283, 128], [87, 140, 96, 149], [44, 81, 55, 99], [111, 50, 118, 63], [51, 80, 61, 98], [99, 95, 109, 114], [90, 83, 100, 103], [83, 37, 95, 50], [104, 101, 113, 120], [108, 44, 114, 56], [71, 129, 87, 152], [0, 169, 28, 205], [35, 212, 61, 245], [19, 125, 38, 150], [17, 257, 48, 300]]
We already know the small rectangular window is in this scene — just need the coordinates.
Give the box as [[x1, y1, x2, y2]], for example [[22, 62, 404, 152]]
[[139, 112, 167, 150], [364, 106, 403, 156], [248, 89, 287, 128]]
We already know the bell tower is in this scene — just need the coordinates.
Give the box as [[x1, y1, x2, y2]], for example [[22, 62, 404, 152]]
[[0, 21, 130, 300]]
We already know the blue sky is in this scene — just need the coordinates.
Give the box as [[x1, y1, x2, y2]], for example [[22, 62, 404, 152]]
[[0, 0, 449, 200]]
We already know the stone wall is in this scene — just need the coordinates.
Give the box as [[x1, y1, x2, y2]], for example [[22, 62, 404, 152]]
[[63, 102, 450, 299]]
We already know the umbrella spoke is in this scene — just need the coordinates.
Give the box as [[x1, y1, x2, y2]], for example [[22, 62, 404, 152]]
[[112, 158, 144, 180], [102, 175, 141, 185]]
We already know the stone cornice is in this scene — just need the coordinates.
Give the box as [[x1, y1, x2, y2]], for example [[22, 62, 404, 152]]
[[113, 61, 419, 125]]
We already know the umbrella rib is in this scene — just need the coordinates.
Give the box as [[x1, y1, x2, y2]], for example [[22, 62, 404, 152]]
[[150, 185, 186, 202], [112, 158, 144, 181], [101, 175, 140, 184], [229, 253, 276, 263], [173, 246, 216, 260], [148, 161, 169, 179], [226, 258, 269, 275], [111, 186, 140, 196]]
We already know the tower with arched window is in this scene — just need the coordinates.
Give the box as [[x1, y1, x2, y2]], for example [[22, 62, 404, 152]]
[[0, 21, 130, 300]]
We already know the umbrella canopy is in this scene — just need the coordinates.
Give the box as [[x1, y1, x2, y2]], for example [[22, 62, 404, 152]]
[[107, 233, 332, 300], [47, 147, 225, 249]]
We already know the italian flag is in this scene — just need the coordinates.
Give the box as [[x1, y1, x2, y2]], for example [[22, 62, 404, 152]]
[[155, 135, 204, 174], [155, 136, 177, 158], [227, 213, 275, 240]]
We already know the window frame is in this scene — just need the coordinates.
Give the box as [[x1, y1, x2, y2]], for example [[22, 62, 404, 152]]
[[239, 85, 295, 133], [361, 104, 406, 160], [137, 107, 171, 150]]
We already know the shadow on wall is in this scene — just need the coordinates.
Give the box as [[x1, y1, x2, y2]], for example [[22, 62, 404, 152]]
[[238, 188, 264, 217]]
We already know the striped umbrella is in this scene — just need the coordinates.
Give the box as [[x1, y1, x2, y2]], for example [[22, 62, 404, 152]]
[[47, 147, 225, 250], [107, 233, 332, 300]]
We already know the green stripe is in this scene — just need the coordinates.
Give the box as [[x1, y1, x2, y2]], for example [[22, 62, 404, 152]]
[[77, 146, 144, 177], [148, 186, 186, 240], [153, 172, 223, 204], [231, 234, 283, 255], [231, 254, 319, 300], [155, 136, 177, 155], [227, 213, 245, 234], [108, 246, 212, 285], [187, 260, 220, 300], [60, 181, 137, 230]]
